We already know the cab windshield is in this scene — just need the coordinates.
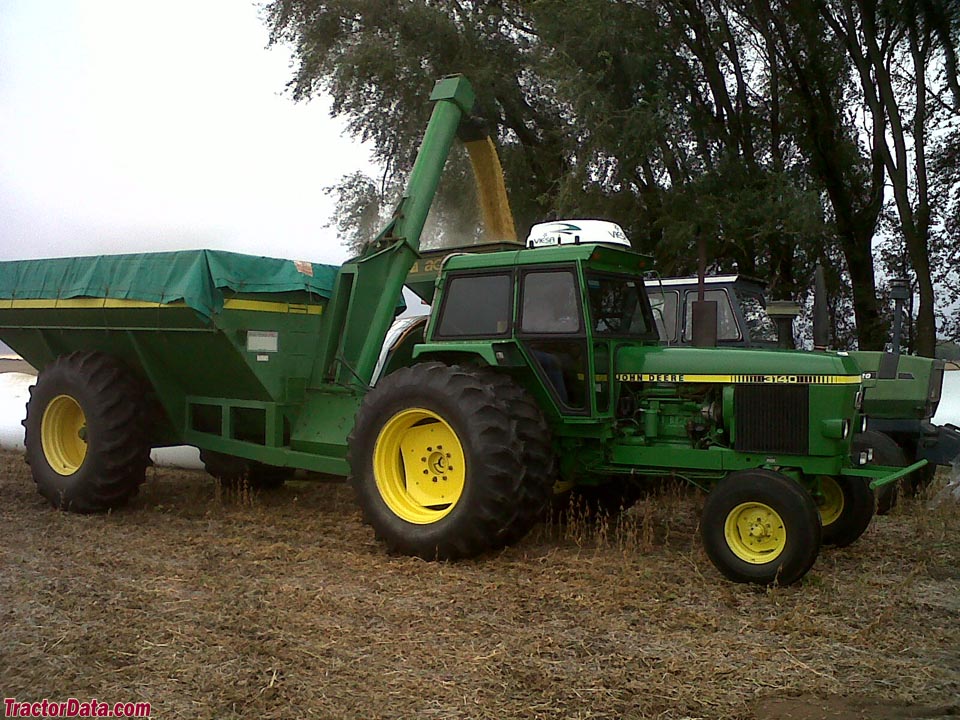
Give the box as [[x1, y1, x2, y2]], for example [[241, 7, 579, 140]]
[[586, 274, 655, 338], [736, 290, 779, 344]]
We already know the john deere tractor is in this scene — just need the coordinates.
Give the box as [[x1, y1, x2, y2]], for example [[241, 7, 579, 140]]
[[645, 272, 959, 512]]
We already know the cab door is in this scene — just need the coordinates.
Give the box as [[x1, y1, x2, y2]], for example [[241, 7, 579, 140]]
[[584, 273, 659, 416], [516, 267, 589, 415]]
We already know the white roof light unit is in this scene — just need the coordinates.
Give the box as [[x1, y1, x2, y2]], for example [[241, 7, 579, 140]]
[[526, 220, 631, 249]]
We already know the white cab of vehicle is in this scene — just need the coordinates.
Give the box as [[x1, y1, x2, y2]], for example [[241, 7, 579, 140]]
[[526, 220, 632, 248]]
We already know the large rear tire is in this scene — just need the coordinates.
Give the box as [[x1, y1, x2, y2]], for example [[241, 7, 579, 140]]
[[473, 367, 555, 543], [701, 469, 821, 586], [817, 474, 875, 547], [854, 430, 907, 515], [349, 362, 548, 559], [23, 352, 151, 512]]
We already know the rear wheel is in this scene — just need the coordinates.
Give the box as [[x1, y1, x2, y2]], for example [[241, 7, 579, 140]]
[[854, 430, 907, 514], [901, 438, 937, 495], [349, 362, 547, 559], [817, 474, 875, 547], [474, 368, 554, 543], [701, 469, 821, 586], [23, 352, 151, 512], [199, 450, 293, 490]]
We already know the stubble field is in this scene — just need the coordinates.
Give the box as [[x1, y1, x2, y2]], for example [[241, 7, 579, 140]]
[[1, 450, 958, 719]]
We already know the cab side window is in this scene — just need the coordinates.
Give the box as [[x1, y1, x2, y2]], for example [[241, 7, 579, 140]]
[[436, 273, 512, 337], [683, 289, 740, 341], [520, 271, 581, 334]]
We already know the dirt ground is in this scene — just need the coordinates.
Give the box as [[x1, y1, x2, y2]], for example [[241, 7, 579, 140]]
[[1, 451, 958, 720]]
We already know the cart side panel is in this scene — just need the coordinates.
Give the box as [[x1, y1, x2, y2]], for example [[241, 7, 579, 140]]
[[0, 296, 327, 450]]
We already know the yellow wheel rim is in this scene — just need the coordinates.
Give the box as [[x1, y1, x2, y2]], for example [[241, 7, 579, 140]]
[[41, 394, 88, 476], [373, 408, 466, 524], [818, 476, 845, 528], [724, 502, 787, 564]]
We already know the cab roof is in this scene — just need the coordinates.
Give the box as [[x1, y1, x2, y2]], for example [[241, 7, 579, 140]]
[[442, 242, 651, 276], [644, 274, 767, 290]]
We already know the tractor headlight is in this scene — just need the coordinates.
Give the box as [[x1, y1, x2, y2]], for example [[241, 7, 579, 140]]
[[855, 389, 864, 410], [859, 415, 868, 433], [858, 450, 869, 465], [867, 447, 874, 462], [820, 418, 849, 439]]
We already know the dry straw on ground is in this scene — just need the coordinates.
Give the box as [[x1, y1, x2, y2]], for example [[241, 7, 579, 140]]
[[1, 450, 957, 720]]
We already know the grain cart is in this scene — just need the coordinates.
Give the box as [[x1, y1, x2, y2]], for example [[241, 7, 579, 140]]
[[0, 76, 920, 586], [645, 274, 959, 511]]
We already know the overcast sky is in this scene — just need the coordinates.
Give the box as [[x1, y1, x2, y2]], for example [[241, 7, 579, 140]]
[[0, 0, 376, 266]]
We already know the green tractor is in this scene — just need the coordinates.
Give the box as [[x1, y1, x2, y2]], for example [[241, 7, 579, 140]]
[[644, 273, 959, 512], [0, 76, 918, 586]]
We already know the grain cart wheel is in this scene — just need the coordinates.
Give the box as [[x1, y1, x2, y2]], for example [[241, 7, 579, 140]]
[[553, 482, 646, 524], [348, 362, 533, 560], [23, 352, 151, 512], [473, 367, 555, 543], [854, 430, 908, 515], [817, 475, 874, 547], [701, 469, 821, 586], [199, 449, 293, 490]]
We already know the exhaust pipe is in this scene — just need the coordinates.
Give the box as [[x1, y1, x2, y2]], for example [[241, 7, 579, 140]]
[[813, 264, 830, 350], [889, 278, 909, 354], [692, 233, 717, 348]]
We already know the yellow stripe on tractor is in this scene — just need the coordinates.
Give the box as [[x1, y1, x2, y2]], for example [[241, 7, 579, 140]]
[[615, 373, 862, 385]]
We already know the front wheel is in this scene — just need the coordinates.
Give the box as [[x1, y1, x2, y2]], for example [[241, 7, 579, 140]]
[[817, 475, 875, 547], [348, 362, 547, 560], [853, 430, 907, 515], [701, 469, 821, 586]]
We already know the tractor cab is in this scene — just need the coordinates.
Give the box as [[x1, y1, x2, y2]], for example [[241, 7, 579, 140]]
[[416, 239, 659, 419], [644, 274, 781, 347]]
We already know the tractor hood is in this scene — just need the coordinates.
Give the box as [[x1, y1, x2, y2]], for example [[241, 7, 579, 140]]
[[615, 345, 862, 384], [849, 350, 942, 419]]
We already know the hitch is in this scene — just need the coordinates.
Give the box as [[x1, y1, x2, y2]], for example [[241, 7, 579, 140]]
[[841, 459, 929, 490]]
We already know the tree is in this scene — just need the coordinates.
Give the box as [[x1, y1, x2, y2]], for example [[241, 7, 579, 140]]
[[817, 0, 960, 355], [735, 1, 888, 349], [265, 0, 957, 352]]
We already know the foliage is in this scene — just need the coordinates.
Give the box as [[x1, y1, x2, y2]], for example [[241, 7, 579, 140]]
[[266, 0, 959, 351]]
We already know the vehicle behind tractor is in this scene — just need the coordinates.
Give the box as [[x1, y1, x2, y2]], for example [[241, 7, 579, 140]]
[[0, 76, 919, 586], [645, 273, 960, 512]]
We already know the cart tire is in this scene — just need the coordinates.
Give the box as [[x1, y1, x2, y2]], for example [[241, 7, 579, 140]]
[[818, 474, 874, 547], [199, 449, 292, 490], [23, 352, 151, 512], [854, 430, 907, 515], [348, 362, 537, 560], [701, 469, 821, 586]]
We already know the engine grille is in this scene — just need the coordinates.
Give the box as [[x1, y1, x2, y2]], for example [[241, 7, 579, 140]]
[[734, 385, 809, 455]]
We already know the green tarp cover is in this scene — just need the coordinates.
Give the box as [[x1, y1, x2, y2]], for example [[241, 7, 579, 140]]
[[0, 250, 340, 319]]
